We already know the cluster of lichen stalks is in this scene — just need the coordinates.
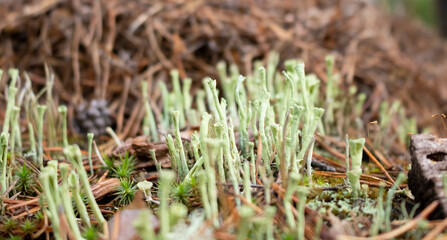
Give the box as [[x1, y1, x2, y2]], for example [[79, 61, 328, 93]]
[[0, 53, 416, 239], [0, 68, 107, 239]]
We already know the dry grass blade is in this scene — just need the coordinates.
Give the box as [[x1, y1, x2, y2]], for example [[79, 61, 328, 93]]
[[363, 146, 395, 185], [6, 198, 39, 211], [12, 206, 41, 220], [422, 217, 447, 240]]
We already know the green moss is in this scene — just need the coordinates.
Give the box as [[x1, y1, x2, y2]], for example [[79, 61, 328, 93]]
[[14, 164, 36, 195], [104, 152, 136, 179], [21, 219, 35, 236], [114, 178, 137, 206], [171, 180, 193, 205], [81, 225, 99, 240], [7, 235, 22, 240], [2, 218, 17, 232]]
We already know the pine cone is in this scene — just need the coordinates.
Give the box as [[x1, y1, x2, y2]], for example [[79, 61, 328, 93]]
[[74, 99, 114, 136]]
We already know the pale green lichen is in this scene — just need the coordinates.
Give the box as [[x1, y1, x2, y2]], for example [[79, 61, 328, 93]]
[[347, 138, 365, 196]]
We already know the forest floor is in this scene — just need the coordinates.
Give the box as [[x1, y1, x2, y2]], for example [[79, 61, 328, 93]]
[[1, 0, 447, 239]]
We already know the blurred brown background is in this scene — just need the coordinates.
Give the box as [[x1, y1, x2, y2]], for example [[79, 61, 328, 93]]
[[0, 0, 446, 138]]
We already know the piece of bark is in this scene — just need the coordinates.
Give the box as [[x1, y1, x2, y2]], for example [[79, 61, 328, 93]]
[[91, 178, 121, 199], [112, 136, 170, 167], [408, 134, 447, 219]]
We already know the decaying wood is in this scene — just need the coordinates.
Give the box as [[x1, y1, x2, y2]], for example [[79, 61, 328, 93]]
[[408, 134, 447, 219], [92, 178, 121, 199], [112, 136, 170, 165]]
